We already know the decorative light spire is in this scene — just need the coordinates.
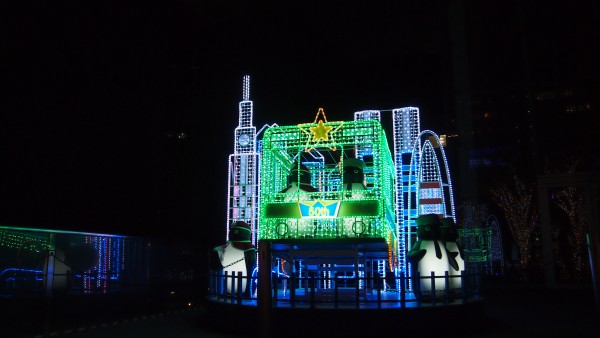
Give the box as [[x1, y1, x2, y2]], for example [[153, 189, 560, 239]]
[[243, 75, 250, 101]]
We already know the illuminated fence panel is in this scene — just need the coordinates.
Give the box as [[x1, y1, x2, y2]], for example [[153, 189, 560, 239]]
[[0, 226, 149, 298], [83, 236, 126, 293], [0, 227, 52, 251]]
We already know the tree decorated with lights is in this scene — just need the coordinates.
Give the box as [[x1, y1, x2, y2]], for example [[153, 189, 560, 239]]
[[545, 158, 588, 281], [554, 185, 587, 281], [490, 174, 538, 280]]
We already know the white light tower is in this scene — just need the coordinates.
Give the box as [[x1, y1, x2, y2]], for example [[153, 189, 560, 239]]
[[354, 110, 381, 159], [392, 107, 421, 277], [226, 75, 260, 245]]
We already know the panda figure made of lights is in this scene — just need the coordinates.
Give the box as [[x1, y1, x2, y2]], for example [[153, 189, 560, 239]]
[[280, 162, 318, 238], [408, 214, 449, 297], [440, 217, 465, 292], [280, 162, 318, 200], [342, 158, 367, 193], [210, 221, 257, 296], [341, 158, 369, 237]]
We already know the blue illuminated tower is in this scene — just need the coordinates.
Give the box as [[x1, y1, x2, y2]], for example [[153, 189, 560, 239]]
[[392, 107, 421, 277], [353, 110, 388, 282], [226, 75, 260, 245]]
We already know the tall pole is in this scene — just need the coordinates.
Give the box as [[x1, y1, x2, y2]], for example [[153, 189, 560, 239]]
[[42, 233, 56, 337], [257, 240, 272, 338]]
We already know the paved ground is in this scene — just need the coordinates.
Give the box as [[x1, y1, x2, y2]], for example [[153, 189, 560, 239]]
[[468, 283, 599, 338], [203, 288, 598, 338], [2, 281, 599, 338]]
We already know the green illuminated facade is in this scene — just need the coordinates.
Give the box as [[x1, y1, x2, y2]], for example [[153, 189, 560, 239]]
[[258, 117, 397, 256]]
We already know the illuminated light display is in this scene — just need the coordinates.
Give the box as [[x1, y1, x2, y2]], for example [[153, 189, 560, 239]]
[[487, 215, 505, 275], [441, 217, 465, 291], [419, 181, 444, 216], [210, 221, 257, 297], [84, 235, 126, 293], [298, 108, 344, 152], [212, 76, 466, 307], [408, 214, 450, 295], [0, 225, 124, 251], [298, 200, 341, 218], [391, 107, 422, 287], [0, 225, 145, 298], [259, 117, 396, 243], [0, 268, 44, 282], [408, 131, 457, 238], [227, 75, 260, 245], [458, 203, 497, 272], [354, 110, 381, 122]]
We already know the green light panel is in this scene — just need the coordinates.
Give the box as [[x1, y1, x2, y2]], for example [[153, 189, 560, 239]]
[[0, 227, 53, 251], [258, 119, 397, 244]]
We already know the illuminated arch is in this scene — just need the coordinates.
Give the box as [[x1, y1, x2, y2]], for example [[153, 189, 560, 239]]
[[408, 130, 456, 222]]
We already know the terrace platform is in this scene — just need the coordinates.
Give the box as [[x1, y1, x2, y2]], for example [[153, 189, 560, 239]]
[[207, 238, 484, 337]]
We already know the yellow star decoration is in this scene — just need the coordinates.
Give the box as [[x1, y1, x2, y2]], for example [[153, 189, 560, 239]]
[[298, 107, 343, 152], [310, 121, 332, 142]]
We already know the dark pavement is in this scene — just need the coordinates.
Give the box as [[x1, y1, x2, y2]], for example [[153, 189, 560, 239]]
[[468, 282, 599, 338], [2, 281, 598, 338]]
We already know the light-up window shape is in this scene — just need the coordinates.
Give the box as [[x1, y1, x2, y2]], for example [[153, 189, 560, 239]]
[[419, 181, 444, 216]]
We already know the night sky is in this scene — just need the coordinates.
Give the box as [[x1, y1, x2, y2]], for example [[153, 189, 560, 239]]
[[3, 1, 598, 244]]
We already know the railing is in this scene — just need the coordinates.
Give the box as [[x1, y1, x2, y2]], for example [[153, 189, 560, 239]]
[[0, 270, 148, 298], [207, 269, 483, 309]]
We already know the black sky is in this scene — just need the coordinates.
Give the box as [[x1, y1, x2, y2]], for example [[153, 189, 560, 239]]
[[3, 1, 598, 241]]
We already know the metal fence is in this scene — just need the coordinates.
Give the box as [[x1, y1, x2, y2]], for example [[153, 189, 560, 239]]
[[207, 269, 483, 309]]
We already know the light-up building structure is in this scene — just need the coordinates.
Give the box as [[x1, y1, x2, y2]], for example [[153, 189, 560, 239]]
[[211, 76, 479, 310], [0, 225, 149, 298], [226, 75, 260, 245]]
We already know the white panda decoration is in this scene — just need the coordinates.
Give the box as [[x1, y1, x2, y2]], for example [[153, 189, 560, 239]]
[[210, 221, 257, 296], [342, 158, 367, 193], [280, 162, 318, 201], [342, 158, 369, 237], [280, 162, 318, 237], [441, 217, 465, 293], [407, 214, 449, 297]]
